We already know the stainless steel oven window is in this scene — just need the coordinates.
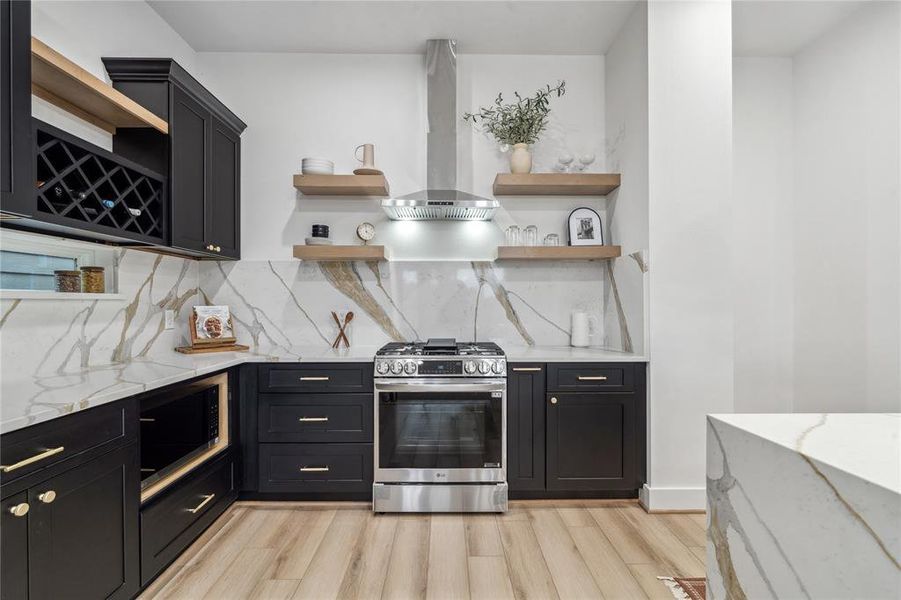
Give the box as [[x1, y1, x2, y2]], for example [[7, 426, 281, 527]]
[[374, 379, 506, 483]]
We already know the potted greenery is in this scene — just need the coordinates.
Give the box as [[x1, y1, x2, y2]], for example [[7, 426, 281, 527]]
[[463, 80, 566, 174]]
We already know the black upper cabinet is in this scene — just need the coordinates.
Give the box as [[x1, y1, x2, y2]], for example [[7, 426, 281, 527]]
[[506, 364, 546, 492], [103, 58, 246, 259], [0, 0, 33, 217]]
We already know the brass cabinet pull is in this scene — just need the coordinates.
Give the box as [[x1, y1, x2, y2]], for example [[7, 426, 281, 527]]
[[512, 367, 542, 372], [550, 397, 558, 404], [299, 376, 329, 381], [298, 416, 329, 422], [8, 503, 29, 517], [215, 246, 221, 253], [0, 446, 65, 473], [139, 418, 156, 422], [577, 376, 608, 381], [300, 466, 329, 473], [38, 490, 56, 504], [187, 494, 216, 514], [206, 244, 215, 251]]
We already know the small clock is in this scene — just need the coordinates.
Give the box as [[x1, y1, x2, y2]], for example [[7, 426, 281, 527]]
[[356, 222, 375, 245]]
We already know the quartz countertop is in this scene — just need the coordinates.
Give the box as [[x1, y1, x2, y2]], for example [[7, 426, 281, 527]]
[[1, 344, 646, 434], [706, 413, 900, 599]]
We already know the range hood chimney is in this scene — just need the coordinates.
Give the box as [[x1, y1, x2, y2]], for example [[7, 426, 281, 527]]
[[381, 39, 499, 221]]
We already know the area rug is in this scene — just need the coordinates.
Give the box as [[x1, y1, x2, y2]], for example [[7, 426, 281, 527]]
[[658, 576, 706, 600]]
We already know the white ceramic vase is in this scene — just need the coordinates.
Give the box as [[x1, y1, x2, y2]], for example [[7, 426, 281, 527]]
[[509, 143, 532, 174]]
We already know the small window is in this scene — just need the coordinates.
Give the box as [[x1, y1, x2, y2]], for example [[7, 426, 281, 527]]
[[0, 250, 78, 291], [0, 230, 117, 296]]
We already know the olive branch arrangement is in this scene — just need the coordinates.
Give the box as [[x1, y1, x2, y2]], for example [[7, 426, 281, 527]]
[[463, 80, 566, 146]]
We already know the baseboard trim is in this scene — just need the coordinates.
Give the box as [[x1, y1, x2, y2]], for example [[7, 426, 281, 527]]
[[639, 484, 706, 511]]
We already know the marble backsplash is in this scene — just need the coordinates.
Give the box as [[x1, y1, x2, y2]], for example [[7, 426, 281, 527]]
[[0, 251, 642, 393], [199, 259, 630, 357]]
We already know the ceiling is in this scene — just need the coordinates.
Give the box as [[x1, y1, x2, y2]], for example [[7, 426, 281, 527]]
[[147, 0, 638, 55], [732, 0, 867, 56]]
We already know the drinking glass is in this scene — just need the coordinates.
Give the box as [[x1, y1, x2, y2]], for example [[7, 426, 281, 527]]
[[505, 225, 521, 246], [524, 225, 538, 246], [544, 234, 560, 246]]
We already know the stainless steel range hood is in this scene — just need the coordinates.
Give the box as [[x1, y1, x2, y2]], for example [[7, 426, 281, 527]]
[[381, 39, 499, 221]]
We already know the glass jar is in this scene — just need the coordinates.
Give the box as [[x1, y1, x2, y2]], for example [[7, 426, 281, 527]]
[[523, 225, 539, 246], [80, 266, 105, 293], [544, 233, 560, 246], [505, 225, 521, 246], [54, 270, 81, 293]]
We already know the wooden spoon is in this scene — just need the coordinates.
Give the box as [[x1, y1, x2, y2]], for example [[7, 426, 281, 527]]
[[340, 312, 354, 347]]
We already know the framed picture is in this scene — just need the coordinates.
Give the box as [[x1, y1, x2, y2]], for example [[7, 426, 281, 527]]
[[567, 207, 604, 246]]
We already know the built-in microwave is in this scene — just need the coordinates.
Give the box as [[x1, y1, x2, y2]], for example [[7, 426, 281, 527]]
[[139, 375, 226, 493]]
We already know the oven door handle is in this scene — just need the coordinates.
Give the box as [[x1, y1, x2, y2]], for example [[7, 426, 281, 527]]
[[374, 379, 506, 393]]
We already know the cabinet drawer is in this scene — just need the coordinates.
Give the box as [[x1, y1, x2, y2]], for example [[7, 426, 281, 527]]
[[259, 444, 372, 493], [547, 363, 634, 392], [140, 453, 236, 586], [260, 363, 373, 393], [0, 400, 136, 485], [259, 394, 372, 443]]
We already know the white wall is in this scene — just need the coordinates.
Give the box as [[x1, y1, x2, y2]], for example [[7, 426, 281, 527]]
[[792, 1, 900, 412], [732, 57, 794, 413], [195, 52, 606, 261], [31, 0, 197, 149], [644, 0, 734, 510]]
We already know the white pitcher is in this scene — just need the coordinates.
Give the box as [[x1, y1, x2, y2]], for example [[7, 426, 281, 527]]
[[570, 311, 598, 347]]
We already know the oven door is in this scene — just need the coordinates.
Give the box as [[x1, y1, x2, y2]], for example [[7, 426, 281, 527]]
[[374, 379, 506, 483]]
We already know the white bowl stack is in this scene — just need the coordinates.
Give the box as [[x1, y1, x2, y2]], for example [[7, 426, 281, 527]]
[[301, 158, 334, 175]]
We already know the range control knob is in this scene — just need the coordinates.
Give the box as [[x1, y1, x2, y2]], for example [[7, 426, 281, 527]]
[[404, 361, 417, 374], [390, 361, 403, 374], [376, 361, 389, 375], [464, 361, 477, 374], [492, 361, 504, 374], [478, 361, 491, 375]]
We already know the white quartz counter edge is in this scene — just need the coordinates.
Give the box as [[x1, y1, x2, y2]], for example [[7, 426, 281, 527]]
[[1, 345, 646, 434]]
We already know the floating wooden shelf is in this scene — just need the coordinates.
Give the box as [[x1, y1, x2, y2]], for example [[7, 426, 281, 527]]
[[493, 173, 621, 196], [293, 174, 390, 197], [31, 37, 169, 134], [496, 245, 622, 261], [293, 245, 387, 262]]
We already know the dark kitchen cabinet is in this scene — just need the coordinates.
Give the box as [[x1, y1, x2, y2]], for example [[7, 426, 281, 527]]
[[0, 0, 33, 217], [28, 444, 140, 600], [0, 444, 140, 600], [103, 58, 246, 259], [506, 364, 546, 492], [1, 492, 29, 600], [546, 392, 638, 491]]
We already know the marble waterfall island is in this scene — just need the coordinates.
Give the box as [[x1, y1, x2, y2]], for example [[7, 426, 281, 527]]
[[707, 414, 900, 600]]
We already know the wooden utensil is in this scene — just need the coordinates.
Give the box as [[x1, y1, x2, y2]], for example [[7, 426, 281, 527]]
[[341, 312, 354, 347]]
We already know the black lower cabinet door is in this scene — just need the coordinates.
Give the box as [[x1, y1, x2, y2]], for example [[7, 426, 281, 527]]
[[506, 364, 546, 492], [28, 443, 140, 600], [0, 492, 29, 600], [546, 393, 637, 491]]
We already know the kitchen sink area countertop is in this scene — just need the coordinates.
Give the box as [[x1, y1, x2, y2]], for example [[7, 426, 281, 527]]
[[706, 413, 901, 599], [1, 344, 645, 434]]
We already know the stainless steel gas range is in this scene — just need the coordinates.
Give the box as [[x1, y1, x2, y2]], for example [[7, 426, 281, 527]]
[[372, 338, 508, 513]]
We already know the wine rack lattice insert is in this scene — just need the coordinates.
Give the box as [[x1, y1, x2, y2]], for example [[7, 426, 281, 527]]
[[35, 123, 165, 242]]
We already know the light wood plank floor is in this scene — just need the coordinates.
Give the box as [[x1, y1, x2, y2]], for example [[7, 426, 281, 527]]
[[141, 501, 707, 600]]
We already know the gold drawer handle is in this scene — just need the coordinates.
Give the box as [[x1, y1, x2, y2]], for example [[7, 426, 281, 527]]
[[300, 466, 329, 473], [38, 490, 56, 504], [512, 367, 542, 372], [299, 417, 329, 422], [187, 494, 216, 514], [578, 376, 608, 381], [1, 446, 65, 473], [299, 376, 329, 381], [8, 503, 29, 517], [139, 418, 156, 422]]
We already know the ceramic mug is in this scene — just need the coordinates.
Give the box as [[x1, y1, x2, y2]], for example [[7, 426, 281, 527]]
[[354, 143, 376, 169]]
